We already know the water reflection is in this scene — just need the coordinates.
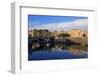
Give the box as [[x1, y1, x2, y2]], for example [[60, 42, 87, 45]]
[[28, 42, 88, 56]]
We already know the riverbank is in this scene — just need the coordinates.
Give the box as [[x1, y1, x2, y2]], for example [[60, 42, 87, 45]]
[[67, 37, 88, 45]]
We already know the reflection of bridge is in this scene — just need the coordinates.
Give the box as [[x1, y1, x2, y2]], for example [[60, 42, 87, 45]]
[[28, 41, 87, 56], [28, 37, 81, 53]]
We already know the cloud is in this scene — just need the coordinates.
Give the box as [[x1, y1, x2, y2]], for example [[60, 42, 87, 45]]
[[29, 19, 88, 32]]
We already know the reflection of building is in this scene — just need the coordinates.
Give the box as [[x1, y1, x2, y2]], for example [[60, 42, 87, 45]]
[[67, 48, 82, 55], [67, 29, 86, 38]]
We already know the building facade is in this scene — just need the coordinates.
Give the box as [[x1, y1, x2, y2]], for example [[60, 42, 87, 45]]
[[67, 29, 85, 38]]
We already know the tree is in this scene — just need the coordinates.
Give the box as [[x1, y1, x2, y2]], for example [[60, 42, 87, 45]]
[[83, 33, 86, 37], [60, 33, 70, 37]]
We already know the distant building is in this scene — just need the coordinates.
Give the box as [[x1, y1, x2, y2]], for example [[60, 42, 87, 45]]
[[28, 30, 34, 37], [67, 29, 86, 38], [28, 29, 50, 37], [52, 31, 60, 37], [28, 29, 87, 38]]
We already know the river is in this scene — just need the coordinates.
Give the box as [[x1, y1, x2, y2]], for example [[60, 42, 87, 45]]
[[28, 43, 88, 60]]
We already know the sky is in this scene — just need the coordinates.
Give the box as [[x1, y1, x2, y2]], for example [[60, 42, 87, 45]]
[[28, 15, 88, 32]]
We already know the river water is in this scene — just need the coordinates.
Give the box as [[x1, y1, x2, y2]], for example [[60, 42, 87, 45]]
[[28, 43, 88, 61]]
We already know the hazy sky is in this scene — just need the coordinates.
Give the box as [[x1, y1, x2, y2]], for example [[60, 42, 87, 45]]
[[28, 15, 88, 32]]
